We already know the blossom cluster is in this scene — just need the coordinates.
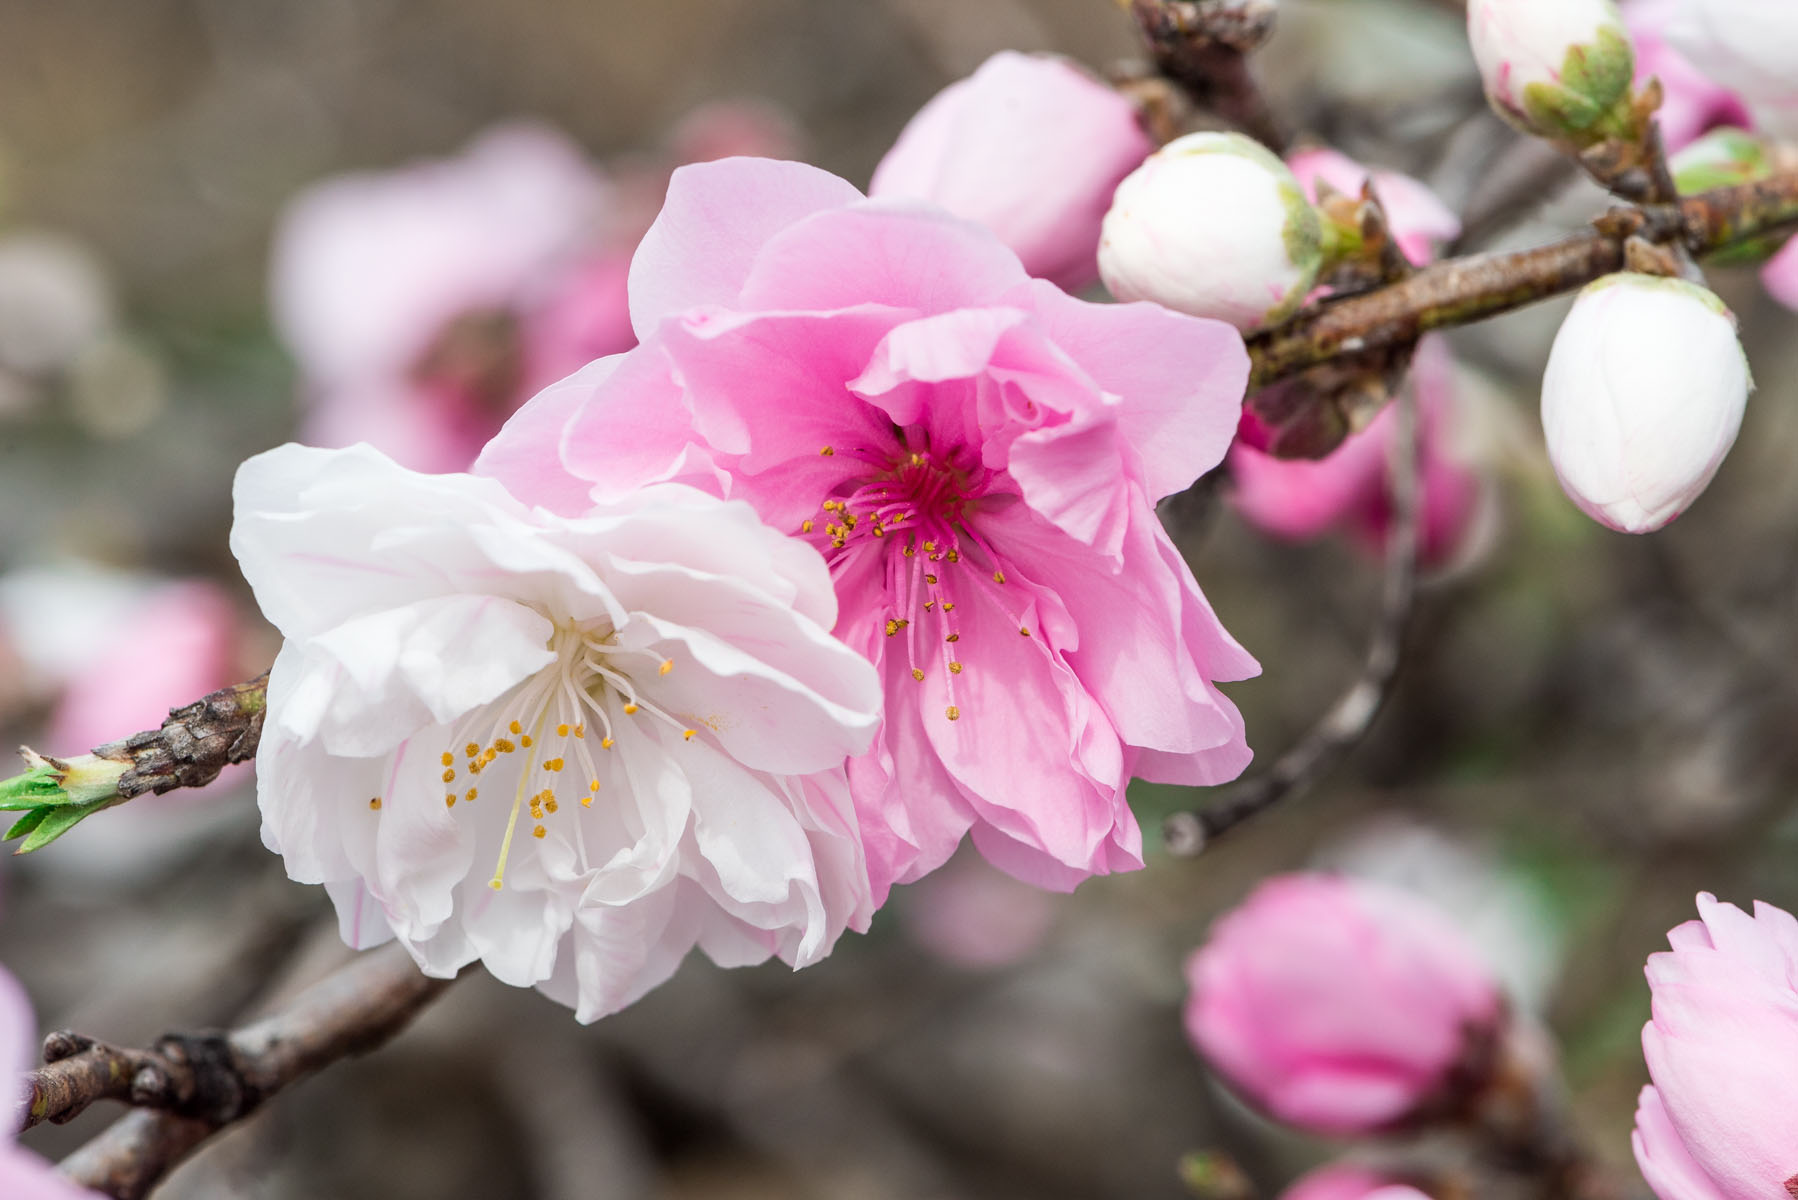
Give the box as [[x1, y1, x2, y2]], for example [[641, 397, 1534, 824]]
[[239, 52, 1259, 1021]]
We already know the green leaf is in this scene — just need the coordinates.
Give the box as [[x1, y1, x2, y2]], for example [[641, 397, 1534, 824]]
[[5, 809, 50, 842], [16, 804, 102, 854]]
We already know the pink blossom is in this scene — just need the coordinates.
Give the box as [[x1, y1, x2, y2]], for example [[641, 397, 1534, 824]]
[[271, 124, 630, 473], [1626, 0, 1751, 152], [899, 851, 1057, 969], [1229, 337, 1484, 568], [870, 51, 1153, 291], [0, 967, 103, 1197], [1285, 148, 1462, 267], [1184, 873, 1504, 1136], [1631, 893, 1798, 1200], [1282, 1165, 1427, 1200], [479, 157, 1257, 899]]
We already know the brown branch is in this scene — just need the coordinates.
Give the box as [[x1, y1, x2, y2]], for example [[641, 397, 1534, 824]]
[[1248, 172, 1798, 389], [1127, 0, 1287, 151], [99, 673, 268, 800], [47, 944, 459, 1200], [1165, 366, 1422, 856]]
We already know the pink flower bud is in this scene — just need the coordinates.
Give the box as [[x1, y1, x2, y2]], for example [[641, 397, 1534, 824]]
[[1101, 132, 1324, 331], [1541, 273, 1749, 533], [1632, 894, 1798, 1200], [870, 51, 1152, 291], [1184, 873, 1505, 1136], [1468, 0, 1635, 145]]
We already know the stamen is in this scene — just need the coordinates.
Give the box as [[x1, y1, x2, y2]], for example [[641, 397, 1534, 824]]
[[369, 797, 381, 811], [911, 668, 924, 681], [945, 706, 961, 721], [949, 661, 962, 674]]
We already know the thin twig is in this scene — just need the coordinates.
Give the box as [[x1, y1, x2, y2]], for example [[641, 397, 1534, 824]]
[[104, 674, 268, 800], [49, 943, 459, 1200], [1164, 368, 1422, 856]]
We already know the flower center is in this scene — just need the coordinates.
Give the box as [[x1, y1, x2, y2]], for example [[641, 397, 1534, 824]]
[[802, 437, 1033, 723], [423, 620, 693, 891]]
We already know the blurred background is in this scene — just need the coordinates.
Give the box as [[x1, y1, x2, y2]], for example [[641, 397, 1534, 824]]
[[1, 0, 1795, 1196]]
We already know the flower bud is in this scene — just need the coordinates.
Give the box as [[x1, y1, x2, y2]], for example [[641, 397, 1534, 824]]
[[1100, 131, 1324, 332], [1669, 130, 1787, 266], [1467, 0, 1635, 146], [1632, 894, 1798, 1200], [1541, 274, 1749, 534], [871, 52, 1152, 291], [1184, 873, 1505, 1136]]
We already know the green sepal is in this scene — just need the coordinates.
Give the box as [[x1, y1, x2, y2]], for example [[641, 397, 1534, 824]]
[[0, 758, 67, 810], [1519, 26, 1636, 145], [4, 809, 50, 841]]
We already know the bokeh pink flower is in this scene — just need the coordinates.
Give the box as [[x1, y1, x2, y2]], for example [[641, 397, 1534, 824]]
[[480, 156, 1258, 900], [0, 967, 102, 1197], [1625, 0, 1751, 152], [1230, 338, 1483, 568], [1184, 873, 1504, 1136], [870, 51, 1151, 291], [1282, 1164, 1430, 1200], [1631, 893, 1798, 1200]]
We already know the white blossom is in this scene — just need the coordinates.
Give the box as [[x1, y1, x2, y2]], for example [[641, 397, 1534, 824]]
[[231, 444, 883, 1021]]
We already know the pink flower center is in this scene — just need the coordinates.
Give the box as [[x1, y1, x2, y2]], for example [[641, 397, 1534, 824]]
[[801, 435, 1034, 721]]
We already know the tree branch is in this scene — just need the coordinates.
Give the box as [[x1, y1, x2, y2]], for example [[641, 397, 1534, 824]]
[[1165, 366, 1422, 855], [1127, 0, 1287, 151], [1248, 173, 1798, 389], [44, 943, 459, 1200], [104, 674, 268, 800]]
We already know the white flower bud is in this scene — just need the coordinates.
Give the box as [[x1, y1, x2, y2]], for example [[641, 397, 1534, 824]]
[[1099, 131, 1323, 333], [1467, 0, 1635, 145], [1541, 274, 1750, 534]]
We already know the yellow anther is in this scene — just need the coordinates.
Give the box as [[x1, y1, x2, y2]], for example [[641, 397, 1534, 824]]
[[802, 519, 814, 533], [885, 619, 901, 637], [489, 880, 501, 891], [573, 725, 584, 738], [909, 452, 925, 466], [482, 748, 497, 764], [993, 570, 1006, 583], [947, 550, 960, 562], [446, 793, 457, 808], [820, 445, 834, 456], [949, 661, 963, 674], [465, 743, 479, 758], [923, 541, 937, 553], [589, 779, 601, 791], [469, 761, 483, 776], [942, 602, 956, 612], [556, 723, 570, 738], [911, 667, 924, 681], [546, 798, 559, 814], [872, 526, 885, 538], [925, 574, 938, 585], [946, 633, 960, 643], [903, 545, 915, 557], [823, 500, 842, 512], [623, 703, 639, 716], [683, 729, 696, 741], [1020, 626, 1032, 637], [532, 825, 547, 839], [581, 796, 593, 808], [659, 659, 673, 676], [494, 738, 515, 754], [509, 720, 522, 735], [440, 751, 454, 767], [545, 758, 564, 772], [520, 735, 533, 748], [369, 797, 382, 811], [441, 768, 456, 783], [924, 600, 936, 612], [601, 737, 615, 749], [465, 788, 478, 802], [945, 705, 961, 721]]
